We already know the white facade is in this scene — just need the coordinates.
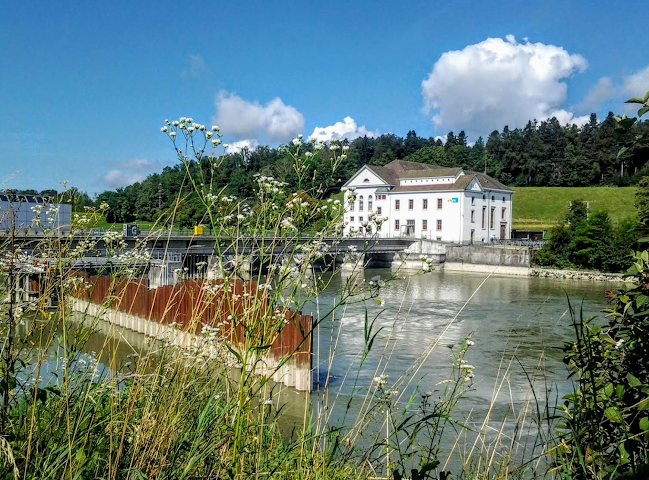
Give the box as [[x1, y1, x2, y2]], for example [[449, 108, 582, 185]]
[[341, 161, 513, 243]]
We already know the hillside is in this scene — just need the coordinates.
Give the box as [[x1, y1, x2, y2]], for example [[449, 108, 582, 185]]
[[512, 186, 636, 230]]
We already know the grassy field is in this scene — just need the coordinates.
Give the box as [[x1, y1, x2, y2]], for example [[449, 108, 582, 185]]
[[512, 186, 636, 230]]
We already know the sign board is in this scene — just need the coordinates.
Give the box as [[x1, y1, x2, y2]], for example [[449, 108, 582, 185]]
[[448, 197, 459, 203], [123, 224, 139, 237]]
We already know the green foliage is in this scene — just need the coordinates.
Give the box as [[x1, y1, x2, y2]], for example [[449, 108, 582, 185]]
[[535, 201, 637, 272], [559, 252, 649, 479], [87, 111, 649, 227]]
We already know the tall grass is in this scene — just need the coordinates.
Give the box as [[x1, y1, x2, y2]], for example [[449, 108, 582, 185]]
[[0, 119, 589, 479]]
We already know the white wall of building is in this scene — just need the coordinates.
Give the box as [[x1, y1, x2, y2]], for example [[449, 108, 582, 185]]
[[342, 166, 513, 242]]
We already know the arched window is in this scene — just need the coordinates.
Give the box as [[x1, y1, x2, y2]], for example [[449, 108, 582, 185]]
[[359, 195, 364, 211], [368, 195, 373, 211], [482, 194, 486, 200], [363, 178, 370, 183], [502, 196, 506, 202], [491, 196, 495, 201]]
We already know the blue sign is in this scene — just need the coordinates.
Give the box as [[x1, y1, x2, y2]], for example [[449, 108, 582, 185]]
[[449, 197, 458, 203]]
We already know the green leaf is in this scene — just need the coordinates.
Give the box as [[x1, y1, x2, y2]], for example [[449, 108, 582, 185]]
[[604, 406, 624, 423], [625, 96, 645, 104], [644, 90, 649, 103], [636, 295, 649, 308], [604, 383, 614, 397], [640, 417, 649, 431], [618, 146, 629, 158], [627, 373, 643, 388], [639, 105, 649, 117]]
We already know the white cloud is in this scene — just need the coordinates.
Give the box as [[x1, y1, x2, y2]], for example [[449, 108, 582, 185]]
[[181, 54, 210, 79], [213, 90, 304, 142], [622, 65, 649, 99], [421, 35, 588, 135], [225, 139, 259, 154], [308, 116, 379, 143], [578, 77, 615, 111], [102, 159, 162, 188], [549, 109, 590, 127]]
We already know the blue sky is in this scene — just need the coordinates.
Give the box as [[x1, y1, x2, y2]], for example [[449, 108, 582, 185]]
[[1, 0, 648, 194]]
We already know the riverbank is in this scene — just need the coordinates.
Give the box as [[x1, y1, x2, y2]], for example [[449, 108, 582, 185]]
[[441, 261, 629, 282]]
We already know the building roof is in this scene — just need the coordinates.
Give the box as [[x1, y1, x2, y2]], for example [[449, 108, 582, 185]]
[[363, 160, 512, 193], [0, 194, 57, 203]]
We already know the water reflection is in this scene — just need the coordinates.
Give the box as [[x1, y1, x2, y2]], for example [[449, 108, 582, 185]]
[[310, 268, 612, 435]]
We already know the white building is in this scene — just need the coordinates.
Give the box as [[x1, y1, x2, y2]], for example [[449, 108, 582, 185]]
[[341, 160, 513, 243]]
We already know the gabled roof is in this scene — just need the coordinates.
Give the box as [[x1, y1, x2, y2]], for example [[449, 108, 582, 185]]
[[465, 172, 512, 192], [344, 160, 513, 193]]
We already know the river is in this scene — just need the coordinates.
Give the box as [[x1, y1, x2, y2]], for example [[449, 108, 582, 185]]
[[304, 268, 614, 447], [19, 268, 616, 451]]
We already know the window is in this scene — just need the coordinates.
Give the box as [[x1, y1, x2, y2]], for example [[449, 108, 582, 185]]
[[502, 207, 506, 220], [408, 199, 414, 210], [437, 198, 442, 209], [394, 219, 400, 231], [490, 207, 495, 229], [363, 178, 369, 183], [359, 195, 364, 211], [350, 216, 354, 222], [377, 206, 382, 215], [471, 197, 475, 205], [350, 201, 355, 212], [368, 195, 373, 212], [436, 236, 442, 241], [436, 219, 442, 231], [359, 216, 364, 222], [502, 196, 505, 202], [395, 199, 400, 210], [423, 198, 428, 210], [471, 210, 475, 223], [423, 219, 428, 231], [491, 196, 495, 201], [482, 194, 486, 200], [482, 207, 486, 229]]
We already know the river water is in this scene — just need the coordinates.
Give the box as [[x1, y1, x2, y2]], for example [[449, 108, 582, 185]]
[[24, 268, 615, 448], [304, 268, 614, 444]]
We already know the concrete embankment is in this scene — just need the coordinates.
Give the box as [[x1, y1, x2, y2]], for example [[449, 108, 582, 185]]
[[441, 262, 628, 282], [68, 275, 313, 391]]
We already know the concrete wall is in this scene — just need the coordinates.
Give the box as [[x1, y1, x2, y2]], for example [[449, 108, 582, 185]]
[[444, 244, 531, 267], [70, 298, 312, 391]]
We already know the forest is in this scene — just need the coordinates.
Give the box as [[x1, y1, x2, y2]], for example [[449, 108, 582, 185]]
[[12, 112, 649, 227]]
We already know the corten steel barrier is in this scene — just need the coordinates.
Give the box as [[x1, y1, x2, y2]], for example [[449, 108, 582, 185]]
[[68, 273, 313, 390]]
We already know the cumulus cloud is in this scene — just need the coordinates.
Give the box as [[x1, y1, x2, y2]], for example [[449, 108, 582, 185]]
[[578, 77, 615, 111], [181, 54, 210, 79], [421, 35, 588, 135], [102, 159, 162, 188], [225, 139, 259, 154], [213, 91, 304, 142], [308, 116, 379, 143], [622, 65, 649, 98]]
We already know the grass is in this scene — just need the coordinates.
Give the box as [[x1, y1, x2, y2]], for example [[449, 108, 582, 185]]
[[512, 186, 636, 230]]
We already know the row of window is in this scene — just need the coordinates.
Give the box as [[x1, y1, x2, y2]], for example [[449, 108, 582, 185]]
[[469, 207, 507, 229], [351, 195, 508, 212], [393, 219, 442, 231], [470, 195, 507, 205], [348, 217, 443, 231]]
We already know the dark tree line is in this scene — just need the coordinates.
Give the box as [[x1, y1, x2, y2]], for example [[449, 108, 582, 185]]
[[16, 111, 646, 226]]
